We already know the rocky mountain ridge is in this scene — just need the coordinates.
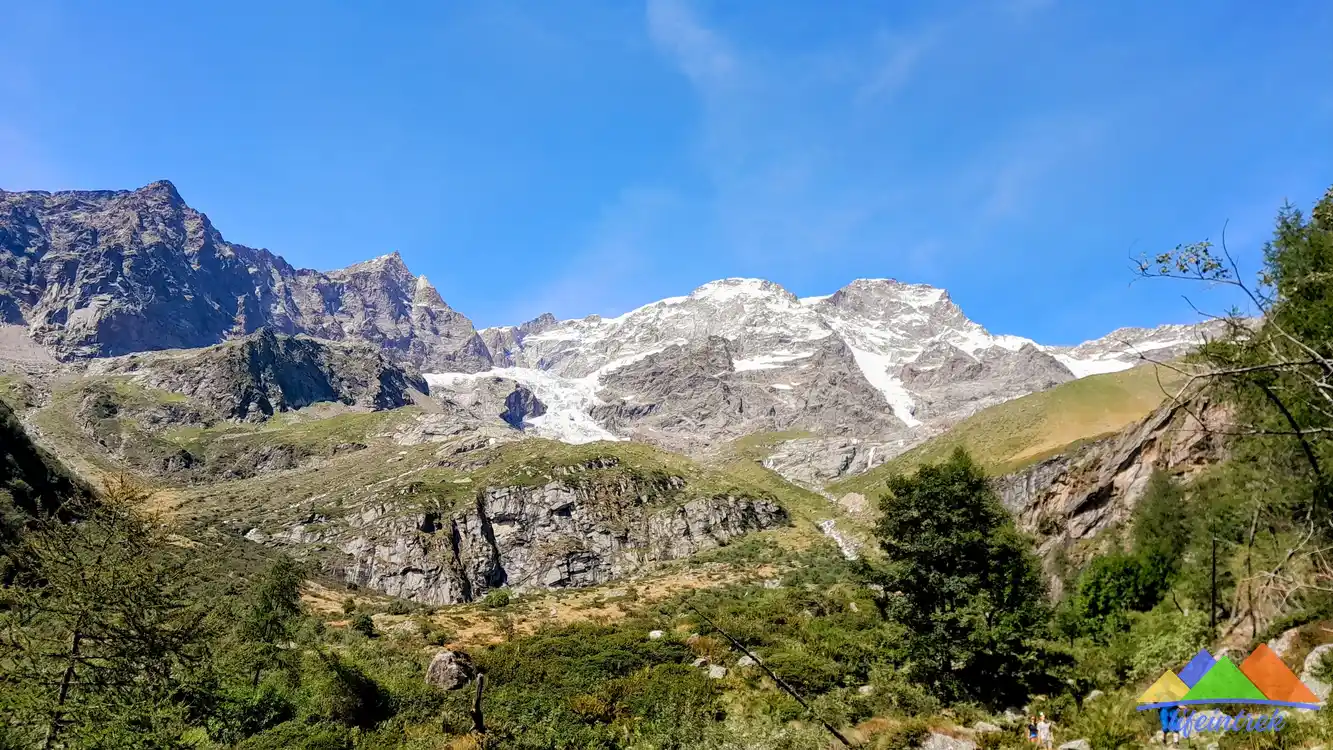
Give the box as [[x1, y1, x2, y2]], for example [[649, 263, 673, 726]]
[[436, 277, 1228, 478], [0, 181, 490, 370], [2, 181, 1230, 482]]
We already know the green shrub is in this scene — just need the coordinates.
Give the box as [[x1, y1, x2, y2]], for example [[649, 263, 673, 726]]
[[350, 613, 376, 638], [1065, 693, 1151, 750], [871, 718, 930, 750], [481, 587, 511, 609], [236, 721, 353, 750], [1124, 606, 1211, 681], [299, 653, 390, 729]]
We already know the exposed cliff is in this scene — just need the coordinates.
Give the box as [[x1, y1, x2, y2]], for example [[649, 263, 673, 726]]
[[229, 441, 789, 604], [994, 394, 1230, 594]]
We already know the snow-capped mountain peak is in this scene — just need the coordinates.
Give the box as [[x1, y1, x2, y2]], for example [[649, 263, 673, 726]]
[[434, 276, 1227, 471]]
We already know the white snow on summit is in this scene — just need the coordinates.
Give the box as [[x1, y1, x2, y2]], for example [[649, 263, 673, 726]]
[[733, 350, 816, 372], [1054, 355, 1134, 378], [428, 276, 1224, 447]]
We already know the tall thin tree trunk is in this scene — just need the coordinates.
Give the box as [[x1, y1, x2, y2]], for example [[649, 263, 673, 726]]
[[43, 627, 82, 750], [470, 673, 487, 735]]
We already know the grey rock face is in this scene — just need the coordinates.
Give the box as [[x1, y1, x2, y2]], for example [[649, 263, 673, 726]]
[[89, 329, 427, 421], [501, 385, 546, 429], [995, 394, 1230, 596], [591, 334, 906, 450], [901, 342, 1074, 422], [425, 650, 475, 690], [479, 313, 558, 368], [431, 375, 545, 431], [274, 471, 787, 604], [0, 182, 490, 370]]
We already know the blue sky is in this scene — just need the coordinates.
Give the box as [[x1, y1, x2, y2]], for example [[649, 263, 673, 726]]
[[2, 1, 1330, 343]]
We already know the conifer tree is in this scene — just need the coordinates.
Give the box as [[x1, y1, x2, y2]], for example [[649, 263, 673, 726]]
[[0, 476, 216, 749]]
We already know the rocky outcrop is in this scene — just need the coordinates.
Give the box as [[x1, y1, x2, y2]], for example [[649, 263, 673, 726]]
[[901, 342, 1075, 422], [88, 329, 428, 421], [429, 375, 545, 432], [479, 313, 558, 368], [272, 466, 788, 604], [591, 335, 906, 452], [0, 398, 93, 530], [501, 386, 546, 429], [995, 394, 1229, 591], [0, 182, 491, 370]]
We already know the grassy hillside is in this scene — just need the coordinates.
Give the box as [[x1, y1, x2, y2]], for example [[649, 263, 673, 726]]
[[827, 363, 1186, 497]]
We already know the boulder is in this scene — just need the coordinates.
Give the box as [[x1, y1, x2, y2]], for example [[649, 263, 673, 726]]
[[1268, 626, 1302, 658], [648, 630, 665, 640], [921, 733, 976, 750], [1058, 741, 1091, 750], [707, 665, 728, 679], [857, 685, 875, 696], [973, 721, 1001, 733], [736, 655, 756, 668], [425, 650, 475, 691], [1302, 644, 1333, 701]]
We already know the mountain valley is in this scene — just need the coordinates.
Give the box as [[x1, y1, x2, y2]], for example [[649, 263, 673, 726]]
[[0, 181, 1233, 605]]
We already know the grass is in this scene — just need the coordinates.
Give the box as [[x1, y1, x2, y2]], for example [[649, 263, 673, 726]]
[[708, 430, 845, 530], [19, 373, 421, 488], [827, 363, 1187, 497], [164, 407, 413, 454]]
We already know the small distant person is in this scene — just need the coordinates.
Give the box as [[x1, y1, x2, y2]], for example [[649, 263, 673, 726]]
[[1027, 716, 1038, 744], [1036, 713, 1053, 750]]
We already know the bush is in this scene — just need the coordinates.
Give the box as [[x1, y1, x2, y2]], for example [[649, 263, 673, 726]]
[[350, 614, 376, 638], [870, 718, 929, 750], [480, 588, 511, 609], [216, 681, 296, 743], [1124, 606, 1211, 682], [763, 646, 844, 695], [1065, 693, 1151, 750], [236, 721, 353, 750], [299, 652, 390, 729]]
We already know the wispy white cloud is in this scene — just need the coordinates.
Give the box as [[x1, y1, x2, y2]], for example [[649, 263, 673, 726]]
[[645, 0, 736, 91], [857, 27, 941, 103]]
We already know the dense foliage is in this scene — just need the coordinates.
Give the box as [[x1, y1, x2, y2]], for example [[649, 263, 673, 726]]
[[869, 448, 1060, 708]]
